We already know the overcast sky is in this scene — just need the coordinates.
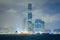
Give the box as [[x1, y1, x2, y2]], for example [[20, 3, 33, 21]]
[[0, 0, 60, 33]]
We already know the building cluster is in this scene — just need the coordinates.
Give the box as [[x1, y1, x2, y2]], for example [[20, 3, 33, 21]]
[[14, 3, 60, 34], [22, 3, 45, 34]]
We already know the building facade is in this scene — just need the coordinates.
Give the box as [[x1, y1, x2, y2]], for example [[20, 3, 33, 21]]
[[34, 19, 45, 33]]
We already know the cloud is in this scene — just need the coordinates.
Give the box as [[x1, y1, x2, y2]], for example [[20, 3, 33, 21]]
[[6, 9, 17, 14], [32, 9, 60, 23], [4, 24, 12, 28]]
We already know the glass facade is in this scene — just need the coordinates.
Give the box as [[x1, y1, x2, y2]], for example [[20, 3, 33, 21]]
[[35, 19, 42, 28], [35, 19, 43, 33], [28, 3, 32, 21], [28, 4, 32, 11], [28, 13, 32, 20]]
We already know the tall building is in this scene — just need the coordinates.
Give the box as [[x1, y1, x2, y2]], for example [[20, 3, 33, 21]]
[[23, 18, 27, 31], [27, 3, 33, 32], [41, 21, 45, 32], [28, 3, 32, 21], [34, 19, 45, 33]]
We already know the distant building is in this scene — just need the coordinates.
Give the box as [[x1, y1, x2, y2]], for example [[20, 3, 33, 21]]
[[28, 3, 32, 21], [34, 19, 45, 33], [22, 3, 46, 34], [53, 29, 60, 34], [41, 21, 45, 32], [27, 3, 33, 33], [45, 29, 51, 33], [23, 18, 28, 31]]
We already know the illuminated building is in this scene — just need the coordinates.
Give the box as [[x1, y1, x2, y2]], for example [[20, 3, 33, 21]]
[[28, 3, 32, 21], [27, 3, 33, 32], [34, 19, 45, 33], [22, 3, 33, 34], [22, 3, 45, 34]]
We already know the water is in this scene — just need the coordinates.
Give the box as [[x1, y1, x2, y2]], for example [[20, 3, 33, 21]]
[[0, 34, 60, 40]]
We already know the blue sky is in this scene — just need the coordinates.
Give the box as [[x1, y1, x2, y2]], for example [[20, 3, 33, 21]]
[[0, 0, 60, 33]]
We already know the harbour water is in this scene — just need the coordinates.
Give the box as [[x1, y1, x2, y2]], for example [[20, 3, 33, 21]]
[[0, 34, 60, 40]]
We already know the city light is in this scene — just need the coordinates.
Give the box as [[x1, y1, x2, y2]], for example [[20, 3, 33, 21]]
[[20, 31, 32, 34]]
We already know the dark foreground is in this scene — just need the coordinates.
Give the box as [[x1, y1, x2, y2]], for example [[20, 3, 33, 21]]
[[0, 34, 60, 40]]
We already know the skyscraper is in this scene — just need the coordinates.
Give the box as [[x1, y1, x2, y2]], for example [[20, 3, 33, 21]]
[[28, 3, 32, 21], [27, 3, 32, 32], [22, 3, 45, 34]]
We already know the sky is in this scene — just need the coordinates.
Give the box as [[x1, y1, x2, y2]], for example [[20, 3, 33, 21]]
[[0, 0, 60, 33]]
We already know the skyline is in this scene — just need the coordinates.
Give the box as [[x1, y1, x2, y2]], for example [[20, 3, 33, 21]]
[[0, 0, 60, 33]]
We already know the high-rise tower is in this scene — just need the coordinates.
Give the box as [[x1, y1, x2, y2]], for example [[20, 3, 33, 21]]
[[28, 3, 32, 21], [27, 3, 32, 32]]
